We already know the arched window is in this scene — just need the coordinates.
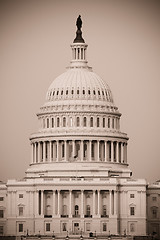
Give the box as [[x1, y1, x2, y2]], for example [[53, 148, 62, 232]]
[[83, 117, 87, 127], [76, 117, 80, 127], [103, 118, 105, 128], [97, 117, 100, 127], [90, 117, 93, 127], [47, 118, 49, 128], [86, 205, 90, 216], [75, 205, 79, 216], [62, 143, 64, 158], [112, 118, 114, 129], [57, 117, 60, 127], [108, 118, 110, 128], [63, 117, 66, 127], [51, 118, 54, 128]]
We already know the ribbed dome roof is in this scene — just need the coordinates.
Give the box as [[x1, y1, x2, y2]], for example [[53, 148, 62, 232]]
[[46, 68, 114, 105]]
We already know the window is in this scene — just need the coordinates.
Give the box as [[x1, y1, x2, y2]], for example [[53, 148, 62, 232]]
[[83, 90, 85, 95], [130, 223, 135, 232], [57, 91, 59, 95], [62, 205, 67, 216], [130, 194, 135, 198], [0, 226, 3, 235], [103, 223, 107, 232], [46, 223, 50, 232], [51, 118, 54, 128], [152, 208, 158, 218], [88, 90, 90, 95], [130, 207, 135, 216], [86, 205, 90, 216], [0, 210, 4, 218], [62, 143, 64, 158], [93, 90, 96, 95], [61, 90, 63, 95], [75, 205, 79, 216], [43, 118, 45, 128], [86, 223, 90, 231], [97, 117, 100, 127], [91, 143, 94, 158], [71, 90, 74, 95], [47, 118, 49, 128], [63, 117, 66, 127], [102, 205, 107, 216], [112, 118, 114, 128], [57, 117, 60, 127], [83, 117, 87, 127], [19, 194, 23, 199], [66, 90, 68, 95], [19, 207, 23, 216], [108, 142, 111, 161], [19, 223, 23, 232], [90, 117, 93, 127], [103, 118, 105, 128], [76, 117, 80, 127], [152, 197, 157, 201], [0, 197, 4, 201], [84, 143, 87, 158], [108, 118, 110, 128], [62, 223, 67, 231], [77, 89, 79, 94]]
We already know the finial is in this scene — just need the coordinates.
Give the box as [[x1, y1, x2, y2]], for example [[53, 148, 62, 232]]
[[73, 15, 85, 43]]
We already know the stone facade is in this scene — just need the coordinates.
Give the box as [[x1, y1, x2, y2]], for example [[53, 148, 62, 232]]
[[0, 18, 157, 238]]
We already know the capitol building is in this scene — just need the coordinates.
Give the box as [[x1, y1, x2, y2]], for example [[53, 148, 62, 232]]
[[0, 16, 160, 238]]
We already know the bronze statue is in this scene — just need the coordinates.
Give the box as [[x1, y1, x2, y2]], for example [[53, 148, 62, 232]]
[[76, 15, 82, 30]]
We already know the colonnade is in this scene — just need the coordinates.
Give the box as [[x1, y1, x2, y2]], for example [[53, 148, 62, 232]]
[[31, 140, 127, 164], [71, 45, 87, 61], [36, 189, 117, 218]]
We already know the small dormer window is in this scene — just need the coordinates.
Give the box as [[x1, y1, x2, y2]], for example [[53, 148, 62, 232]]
[[93, 90, 96, 95], [98, 90, 100, 95], [61, 90, 63, 95], [88, 90, 90, 95], [66, 90, 68, 95], [57, 91, 59, 95], [83, 90, 85, 95], [77, 89, 79, 94], [71, 90, 74, 94]]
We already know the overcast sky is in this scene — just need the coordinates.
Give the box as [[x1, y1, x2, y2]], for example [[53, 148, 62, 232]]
[[0, 0, 160, 184]]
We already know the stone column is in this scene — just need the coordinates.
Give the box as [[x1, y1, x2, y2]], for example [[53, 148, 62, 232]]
[[38, 142, 41, 163], [116, 142, 119, 163], [43, 141, 46, 162], [72, 140, 75, 158], [52, 190, 55, 216], [97, 140, 100, 161], [31, 143, 33, 164], [81, 140, 84, 161], [89, 140, 92, 161], [35, 191, 39, 216], [56, 140, 59, 162], [92, 190, 96, 217], [49, 141, 52, 162], [81, 190, 84, 218], [111, 141, 114, 162], [41, 190, 44, 216], [105, 141, 107, 162], [57, 190, 60, 217], [64, 140, 67, 161], [114, 191, 117, 215], [97, 190, 100, 216], [34, 143, 36, 163], [109, 190, 112, 216], [69, 190, 72, 217]]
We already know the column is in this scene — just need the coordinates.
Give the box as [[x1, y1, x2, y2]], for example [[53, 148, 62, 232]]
[[116, 142, 119, 163], [56, 140, 59, 161], [97, 141, 100, 161], [35, 191, 39, 216], [92, 190, 96, 217], [57, 190, 60, 216], [41, 190, 44, 216], [105, 141, 107, 162], [125, 143, 127, 163], [69, 190, 72, 217], [111, 141, 114, 162], [38, 142, 41, 163], [43, 141, 45, 162], [64, 140, 67, 161], [72, 140, 75, 158], [81, 140, 84, 161], [97, 190, 100, 216], [109, 190, 112, 215], [52, 190, 55, 216], [53, 141, 56, 161], [31, 143, 33, 164], [49, 141, 52, 162], [34, 143, 37, 163], [121, 143, 123, 163], [114, 191, 117, 215], [89, 140, 92, 161], [81, 190, 84, 218]]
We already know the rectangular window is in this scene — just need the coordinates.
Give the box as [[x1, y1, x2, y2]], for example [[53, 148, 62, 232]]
[[19, 207, 23, 216], [62, 223, 67, 231], [19, 223, 23, 233], [0, 197, 3, 201], [0, 226, 3, 235], [130, 207, 135, 216], [19, 194, 23, 199], [46, 223, 50, 232], [0, 210, 4, 218], [152, 197, 157, 201], [130, 223, 135, 232], [103, 223, 107, 232], [86, 223, 90, 231], [130, 194, 135, 198]]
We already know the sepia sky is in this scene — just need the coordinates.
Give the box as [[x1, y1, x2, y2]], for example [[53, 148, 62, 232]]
[[0, 0, 160, 183]]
